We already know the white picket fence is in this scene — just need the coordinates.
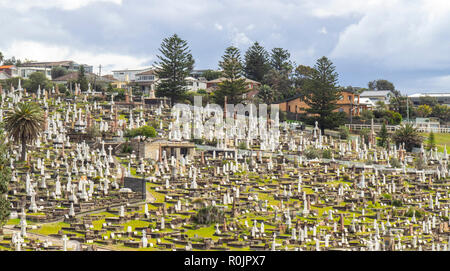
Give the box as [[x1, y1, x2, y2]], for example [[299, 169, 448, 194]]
[[345, 123, 450, 133]]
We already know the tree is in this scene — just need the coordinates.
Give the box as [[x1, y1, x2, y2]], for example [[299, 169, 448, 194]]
[[78, 65, 89, 92], [368, 79, 395, 92], [270, 48, 292, 72], [427, 131, 436, 151], [392, 123, 423, 152], [155, 34, 195, 103], [417, 104, 432, 118], [202, 70, 222, 81], [213, 46, 247, 106], [0, 131, 11, 227], [389, 96, 413, 118], [384, 110, 402, 125], [51, 66, 68, 80], [4, 102, 45, 161], [265, 48, 294, 100], [360, 109, 374, 123], [193, 206, 224, 225], [419, 96, 438, 106], [431, 104, 450, 122], [339, 125, 349, 140], [126, 125, 157, 138], [2, 56, 22, 66], [302, 56, 342, 133], [257, 84, 277, 104], [293, 64, 315, 91], [24, 72, 51, 92], [244, 42, 270, 83], [378, 122, 389, 148], [0, 51, 3, 64]]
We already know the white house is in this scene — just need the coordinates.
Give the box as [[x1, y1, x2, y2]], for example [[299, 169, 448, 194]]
[[17, 66, 52, 79], [360, 90, 394, 105], [185, 76, 207, 92], [112, 68, 152, 82]]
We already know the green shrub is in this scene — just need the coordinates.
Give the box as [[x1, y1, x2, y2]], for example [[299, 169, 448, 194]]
[[192, 206, 224, 225], [322, 149, 332, 159], [238, 141, 248, 150], [126, 125, 157, 138], [122, 144, 133, 153], [304, 147, 320, 159], [390, 158, 402, 168], [338, 126, 349, 140]]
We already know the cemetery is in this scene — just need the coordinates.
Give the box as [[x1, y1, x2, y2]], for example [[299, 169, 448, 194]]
[[0, 82, 449, 251]]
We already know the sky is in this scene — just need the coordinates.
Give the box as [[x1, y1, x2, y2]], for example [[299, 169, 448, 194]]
[[1, 0, 450, 94]]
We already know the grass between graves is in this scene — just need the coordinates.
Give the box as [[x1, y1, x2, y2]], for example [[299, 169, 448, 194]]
[[29, 221, 71, 235]]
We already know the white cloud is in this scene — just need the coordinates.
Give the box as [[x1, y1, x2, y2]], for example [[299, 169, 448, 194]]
[[230, 28, 252, 47], [4, 40, 151, 74], [214, 23, 223, 31], [0, 0, 122, 11], [325, 0, 450, 70], [319, 26, 327, 35]]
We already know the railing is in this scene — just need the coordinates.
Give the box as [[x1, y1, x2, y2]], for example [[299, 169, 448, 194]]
[[345, 123, 450, 133]]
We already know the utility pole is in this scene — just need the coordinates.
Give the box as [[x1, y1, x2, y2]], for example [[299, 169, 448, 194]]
[[406, 95, 409, 123]]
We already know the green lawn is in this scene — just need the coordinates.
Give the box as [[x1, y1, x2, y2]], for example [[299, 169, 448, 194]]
[[421, 133, 450, 152]]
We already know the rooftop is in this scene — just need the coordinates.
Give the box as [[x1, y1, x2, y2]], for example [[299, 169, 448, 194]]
[[360, 90, 393, 97]]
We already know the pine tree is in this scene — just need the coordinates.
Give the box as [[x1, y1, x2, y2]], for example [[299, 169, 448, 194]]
[[303, 56, 342, 133], [270, 48, 292, 72], [78, 65, 89, 92], [378, 122, 389, 148], [155, 34, 195, 103], [244, 42, 270, 83], [427, 131, 436, 151], [265, 48, 293, 100], [0, 132, 10, 228], [213, 46, 247, 106]]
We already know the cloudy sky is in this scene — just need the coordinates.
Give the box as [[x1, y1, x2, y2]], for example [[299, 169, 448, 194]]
[[1, 0, 450, 94]]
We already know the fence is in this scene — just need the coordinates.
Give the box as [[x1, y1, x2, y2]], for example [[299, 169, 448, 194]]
[[345, 123, 450, 133]]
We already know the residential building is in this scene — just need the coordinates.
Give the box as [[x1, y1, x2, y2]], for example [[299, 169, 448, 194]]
[[112, 68, 151, 82], [20, 60, 93, 73], [0, 65, 19, 77], [360, 90, 394, 105], [17, 66, 52, 79], [134, 69, 159, 94], [185, 76, 207, 92], [276, 90, 362, 117], [206, 77, 261, 92], [408, 93, 450, 106], [52, 72, 115, 88]]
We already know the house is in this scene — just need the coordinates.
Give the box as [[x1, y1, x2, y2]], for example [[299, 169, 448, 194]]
[[20, 61, 93, 73], [134, 69, 159, 94], [359, 97, 376, 110], [185, 76, 207, 92], [206, 77, 261, 92], [17, 66, 52, 79], [0, 65, 19, 77], [408, 93, 450, 106], [52, 72, 115, 88], [360, 90, 394, 105], [112, 68, 152, 82], [276, 90, 362, 116], [0, 71, 11, 80]]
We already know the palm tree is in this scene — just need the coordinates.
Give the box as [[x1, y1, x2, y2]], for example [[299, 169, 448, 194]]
[[4, 102, 44, 161], [392, 123, 423, 152]]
